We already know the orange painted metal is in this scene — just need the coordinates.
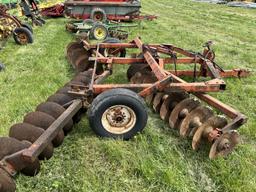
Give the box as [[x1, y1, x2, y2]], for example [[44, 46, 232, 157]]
[[77, 38, 249, 128]]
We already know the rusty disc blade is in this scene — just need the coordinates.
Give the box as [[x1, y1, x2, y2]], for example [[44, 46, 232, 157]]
[[66, 45, 84, 64], [0, 168, 16, 192], [9, 123, 54, 160], [36, 102, 65, 119], [52, 130, 65, 148], [21, 159, 40, 177], [36, 101, 74, 135], [0, 137, 28, 160], [159, 95, 172, 121], [67, 80, 86, 86], [23, 112, 64, 147], [70, 49, 88, 68], [130, 72, 144, 84], [209, 130, 240, 159], [152, 93, 167, 113], [9, 123, 45, 144], [192, 116, 227, 151], [179, 106, 213, 138], [72, 75, 91, 85], [127, 64, 149, 80], [142, 72, 157, 83], [79, 69, 93, 79], [159, 92, 189, 122], [47, 93, 75, 107], [20, 141, 41, 176], [145, 93, 155, 106], [66, 41, 83, 58], [0, 137, 40, 176], [169, 98, 200, 129], [56, 86, 71, 94], [74, 53, 92, 73], [24, 111, 55, 130]]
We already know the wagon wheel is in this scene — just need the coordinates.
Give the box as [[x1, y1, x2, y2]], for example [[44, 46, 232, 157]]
[[88, 88, 148, 140], [99, 38, 126, 57], [90, 8, 107, 22], [90, 23, 108, 40], [13, 27, 33, 45]]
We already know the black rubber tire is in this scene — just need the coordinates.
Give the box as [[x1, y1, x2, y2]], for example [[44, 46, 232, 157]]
[[90, 8, 107, 22], [90, 23, 108, 40], [99, 38, 126, 57], [21, 23, 33, 33], [87, 88, 148, 140], [13, 27, 33, 45]]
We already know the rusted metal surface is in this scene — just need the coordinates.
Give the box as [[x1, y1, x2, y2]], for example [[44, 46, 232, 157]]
[[65, 38, 249, 160], [22, 100, 82, 162], [0, 99, 82, 179], [40, 3, 65, 17], [64, 0, 156, 21]]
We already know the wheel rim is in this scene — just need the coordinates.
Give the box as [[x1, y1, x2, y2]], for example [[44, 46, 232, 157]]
[[17, 32, 28, 44], [94, 13, 103, 21], [94, 27, 106, 40], [101, 105, 136, 134]]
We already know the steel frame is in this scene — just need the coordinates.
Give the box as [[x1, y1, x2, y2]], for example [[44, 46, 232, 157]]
[[73, 37, 249, 131]]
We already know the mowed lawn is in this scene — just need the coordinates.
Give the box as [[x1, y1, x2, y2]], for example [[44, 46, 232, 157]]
[[0, 0, 256, 191]]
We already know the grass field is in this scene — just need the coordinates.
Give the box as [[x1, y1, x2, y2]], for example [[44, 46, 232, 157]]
[[0, 0, 256, 191]]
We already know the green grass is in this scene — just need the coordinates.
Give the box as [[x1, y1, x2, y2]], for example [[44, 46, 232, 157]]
[[1, 0, 256, 191]]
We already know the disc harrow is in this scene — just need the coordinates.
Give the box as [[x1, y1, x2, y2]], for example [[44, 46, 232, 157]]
[[0, 37, 251, 191], [63, 37, 249, 160]]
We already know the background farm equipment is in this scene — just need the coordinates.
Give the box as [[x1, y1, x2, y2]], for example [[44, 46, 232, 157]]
[[40, 3, 65, 17], [0, 37, 250, 191], [19, 0, 46, 26], [66, 19, 137, 40], [0, 4, 33, 45], [64, 0, 157, 21]]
